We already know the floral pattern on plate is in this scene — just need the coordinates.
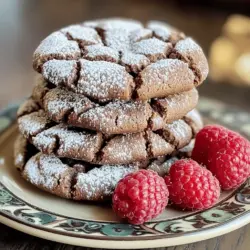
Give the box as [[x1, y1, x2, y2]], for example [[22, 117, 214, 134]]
[[0, 181, 250, 238]]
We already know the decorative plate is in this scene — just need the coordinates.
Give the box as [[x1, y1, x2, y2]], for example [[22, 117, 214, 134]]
[[0, 98, 250, 249]]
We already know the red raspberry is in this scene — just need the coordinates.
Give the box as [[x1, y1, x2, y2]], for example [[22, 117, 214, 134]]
[[192, 125, 250, 190], [192, 125, 229, 166], [165, 159, 220, 210], [112, 170, 168, 225]]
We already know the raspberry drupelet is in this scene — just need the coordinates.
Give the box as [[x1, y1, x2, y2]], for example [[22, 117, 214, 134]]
[[112, 169, 168, 225], [165, 159, 220, 210]]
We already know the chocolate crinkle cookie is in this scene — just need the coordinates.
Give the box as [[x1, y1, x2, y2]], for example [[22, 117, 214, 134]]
[[33, 18, 208, 102], [14, 135, 194, 201], [31, 76, 199, 135]]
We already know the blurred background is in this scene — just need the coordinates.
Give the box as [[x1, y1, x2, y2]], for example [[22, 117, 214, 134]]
[[0, 0, 250, 111]]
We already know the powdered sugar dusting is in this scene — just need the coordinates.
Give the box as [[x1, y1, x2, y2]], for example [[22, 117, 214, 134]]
[[76, 164, 138, 199], [101, 133, 147, 163], [24, 154, 68, 189], [165, 120, 190, 139], [130, 28, 153, 42], [174, 38, 209, 82], [162, 91, 189, 109], [33, 124, 100, 161], [104, 29, 131, 52], [141, 59, 189, 82], [176, 38, 202, 55], [105, 136, 133, 162], [83, 18, 143, 31], [147, 58, 186, 71], [141, 59, 179, 85], [14, 135, 29, 170], [18, 111, 50, 137], [80, 101, 149, 133], [78, 59, 134, 100], [34, 18, 208, 100], [120, 52, 150, 72], [43, 59, 77, 86], [33, 18, 208, 101], [132, 38, 171, 61], [84, 44, 119, 62], [186, 109, 203, 128], [61, 25, 102, 46], [34, 76, 198, 135], [17, 97, 198, 164], [147, 21, 174, 41], [157, 88, 198, 112], [46, 97, 77, 117], [149, 132, 174, 156], [33, 31, 80, 61], [137, 59, 195, 99], [45, 87, 94, 117], [42, 56, 136, 101]]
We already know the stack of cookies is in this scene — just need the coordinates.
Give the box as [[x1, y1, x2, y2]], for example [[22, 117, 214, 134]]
[[14, 18, 208, 201]]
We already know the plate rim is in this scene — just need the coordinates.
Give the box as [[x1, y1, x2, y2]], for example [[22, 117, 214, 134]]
[[1, 209, 250, 249], [0, 180, 247, 241]]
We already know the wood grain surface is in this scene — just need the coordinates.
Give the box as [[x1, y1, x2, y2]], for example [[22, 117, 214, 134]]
[[0, 0, 250, 249]]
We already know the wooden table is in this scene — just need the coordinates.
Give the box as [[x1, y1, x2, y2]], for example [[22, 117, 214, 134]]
[[0, 1, 250, 249]]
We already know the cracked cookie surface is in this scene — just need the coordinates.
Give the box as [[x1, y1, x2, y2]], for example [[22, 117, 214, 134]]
[[33, 18, 208, 102], [14, 135, 194, 201], [32, 76, 199, 135], [17, 98, 203, 165]]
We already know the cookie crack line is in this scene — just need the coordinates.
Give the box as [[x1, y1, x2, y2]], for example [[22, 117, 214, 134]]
[[74, 60, 81, 87], [32, 77, 199, 135], [17, 98, 202, 165], [34, 18, 208, 102], [143, 132, 153, 159], [60, 30, 84, 58]]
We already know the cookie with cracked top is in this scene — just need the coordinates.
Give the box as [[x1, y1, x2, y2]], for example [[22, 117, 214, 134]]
[[14, 134, 194, 201], [17, 98, 203, 165], [33, 18, 208, 102], [32, 76, 199, 135]]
